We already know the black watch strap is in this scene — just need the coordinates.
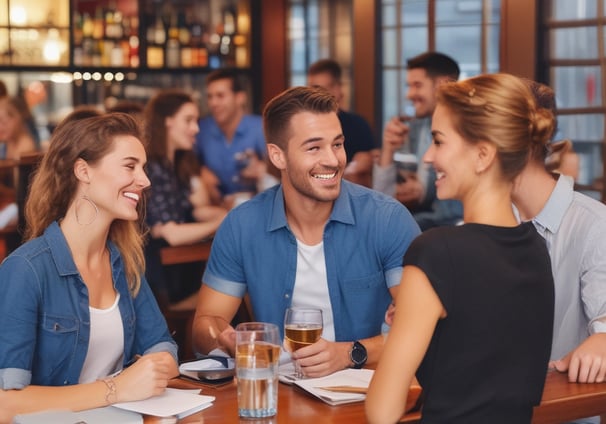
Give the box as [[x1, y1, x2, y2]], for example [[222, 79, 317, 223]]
[[349, 340, 368, 369]]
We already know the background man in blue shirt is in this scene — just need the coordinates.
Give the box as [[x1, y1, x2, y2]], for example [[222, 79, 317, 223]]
[[194, 69, 271, 208], [193, 86, 420, 378]]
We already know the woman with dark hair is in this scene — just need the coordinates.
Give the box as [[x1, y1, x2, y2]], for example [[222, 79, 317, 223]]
[[0, 113, 178, 422], [0, 95, 37, 160], [143, 90, 226, 309]]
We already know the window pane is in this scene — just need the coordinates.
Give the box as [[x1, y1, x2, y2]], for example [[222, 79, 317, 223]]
[[0, 0, 7, 26], [401, 27, 428, 62], [10, 28, 69, 66], [558, 114, 604, 142], [550, 0, 597, 19], [488, 0, 501, 22], [436, 25, 480, 75], [291, 73, 307, 87], [402, 0, 428, 25], [0, 29, 7, 64], [486, 23, 500, 73], [288, 5, 305, 40], [382, 0, 397, 27], [383, 69, 400, 127], [383, 28, 398, 66], [289, 39, 307, 73], [550, 27, 598, 59], [436, 0, 483, 24], [552, 66, 602, 108], [573, 138, 603, 186]]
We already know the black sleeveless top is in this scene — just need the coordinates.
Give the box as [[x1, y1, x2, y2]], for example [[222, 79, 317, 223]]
[[404, 222, 554, 424]]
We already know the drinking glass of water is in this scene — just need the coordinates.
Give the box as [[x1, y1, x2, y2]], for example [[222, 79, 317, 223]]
[[283, 307, 323, 379], [235, 322, 281, 418]]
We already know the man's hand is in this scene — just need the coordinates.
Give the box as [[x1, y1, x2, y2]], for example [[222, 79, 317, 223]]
[[194, 314, 237, 357], [550, 333, 606, 383], [378, 117, 410, 167], [239, 150, 267, 183], [291, 338, 352, 378], [394, 173, 423, 208]]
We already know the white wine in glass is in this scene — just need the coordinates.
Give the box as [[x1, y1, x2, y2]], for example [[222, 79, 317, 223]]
[[284, 307, 323, 378]]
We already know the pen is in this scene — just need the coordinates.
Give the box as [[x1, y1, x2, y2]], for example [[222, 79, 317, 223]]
[[315, 385, 367, 394]]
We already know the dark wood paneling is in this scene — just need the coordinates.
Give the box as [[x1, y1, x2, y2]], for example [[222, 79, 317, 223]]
[[260, 1, 288, 109]]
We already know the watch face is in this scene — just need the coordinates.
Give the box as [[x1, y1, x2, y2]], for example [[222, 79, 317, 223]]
[[352, 342, 367, 364]]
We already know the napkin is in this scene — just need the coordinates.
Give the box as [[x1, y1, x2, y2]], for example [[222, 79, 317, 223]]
[[179, 357, 230, 372], [292, 368, 374, 406], [179, 356, 235, 381]]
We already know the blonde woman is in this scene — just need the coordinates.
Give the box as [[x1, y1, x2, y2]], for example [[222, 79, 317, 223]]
[[366, 73, 556, 423]]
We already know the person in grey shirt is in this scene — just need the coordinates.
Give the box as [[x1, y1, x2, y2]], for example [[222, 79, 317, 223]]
[[512, 81, 606, 424], [373, 52, 462, 230]]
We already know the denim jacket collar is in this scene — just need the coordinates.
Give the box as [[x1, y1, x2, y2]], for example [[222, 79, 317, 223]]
[[45, 221, 122, 287]]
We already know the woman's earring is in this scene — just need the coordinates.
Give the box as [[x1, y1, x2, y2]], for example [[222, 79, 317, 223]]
[[75, 195, 99, 226]]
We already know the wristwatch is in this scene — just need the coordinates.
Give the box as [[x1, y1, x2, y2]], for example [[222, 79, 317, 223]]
[[349, 341, 368, 369]]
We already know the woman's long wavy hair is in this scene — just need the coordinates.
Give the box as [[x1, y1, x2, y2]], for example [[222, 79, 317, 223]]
[[143, 89, 199, 187], [24, 112, 147, 296]]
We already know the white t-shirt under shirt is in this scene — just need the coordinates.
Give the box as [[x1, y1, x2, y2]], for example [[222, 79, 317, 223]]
[[78, 293, 124, 383], [281, 240, 335, 364]]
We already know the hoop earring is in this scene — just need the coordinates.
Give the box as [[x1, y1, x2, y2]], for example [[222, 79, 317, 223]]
[[75, 195, 99, 226]]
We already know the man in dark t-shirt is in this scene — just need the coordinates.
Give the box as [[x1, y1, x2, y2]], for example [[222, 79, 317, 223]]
[[307, 59, 377, 187]]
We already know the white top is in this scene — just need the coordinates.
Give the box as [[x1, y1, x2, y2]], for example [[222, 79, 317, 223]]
[[79, 293, 124, 383], [280, 240, 335, 364]]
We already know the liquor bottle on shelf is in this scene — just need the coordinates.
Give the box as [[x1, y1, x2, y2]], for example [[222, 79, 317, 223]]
[[92, 6, 105, 41], [72, 0, 140, 68], [127, 16, 140, 68], [73, 11, 84, 66], [165, 13, 180, 68], [189, 16, 208, 67], [146, 13, 166, 68], [178, 10, 192, 68], [218, 5, 237, 67]]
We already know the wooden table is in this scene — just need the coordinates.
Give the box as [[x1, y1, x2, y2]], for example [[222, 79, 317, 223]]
[[532, 370, 606, 423], [145, 369, 606, 424], [159, 239, 213, 265]]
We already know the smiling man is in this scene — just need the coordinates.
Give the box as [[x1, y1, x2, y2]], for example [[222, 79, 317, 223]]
[[374, 51, 463, 230], [192, 86, 420, 378]]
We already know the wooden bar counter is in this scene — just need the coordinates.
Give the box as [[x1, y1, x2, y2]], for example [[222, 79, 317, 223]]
[[147, 369, 606, 424]]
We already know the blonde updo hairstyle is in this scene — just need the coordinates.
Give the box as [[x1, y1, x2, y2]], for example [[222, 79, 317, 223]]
[[436, 73, 556, 181]]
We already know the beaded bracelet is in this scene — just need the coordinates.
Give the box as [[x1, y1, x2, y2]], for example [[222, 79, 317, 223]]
[[100, 377, 117, 405]]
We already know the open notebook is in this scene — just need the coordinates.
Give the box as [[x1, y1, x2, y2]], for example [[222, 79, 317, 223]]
[[291, 368, 374, 406]]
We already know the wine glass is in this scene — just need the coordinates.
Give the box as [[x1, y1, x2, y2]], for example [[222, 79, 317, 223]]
[[283, 307, 323, 379]]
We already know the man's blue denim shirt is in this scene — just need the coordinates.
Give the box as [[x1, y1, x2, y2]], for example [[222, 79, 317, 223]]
[[195, 114, 266, 195], [204, 180, 421, 341], [0, 221, 177, 389]]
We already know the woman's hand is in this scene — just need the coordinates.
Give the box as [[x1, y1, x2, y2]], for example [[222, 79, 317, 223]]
[[113, 352, 175, 403]]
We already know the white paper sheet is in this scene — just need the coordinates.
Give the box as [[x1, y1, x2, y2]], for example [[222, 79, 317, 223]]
[[113, 388, 215, 418]]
